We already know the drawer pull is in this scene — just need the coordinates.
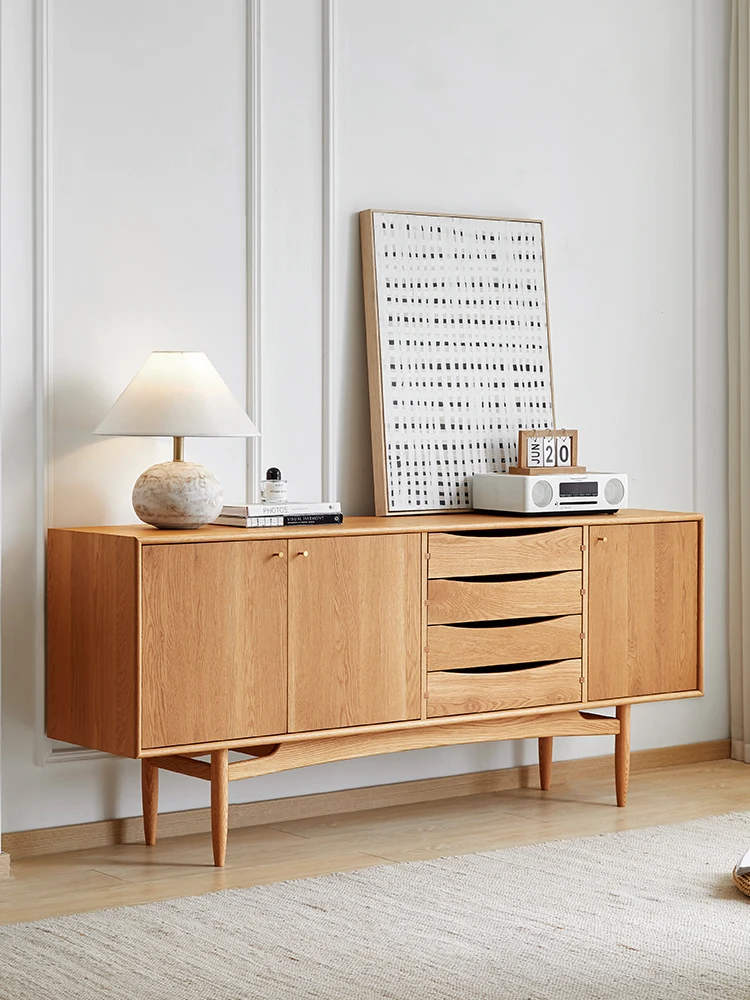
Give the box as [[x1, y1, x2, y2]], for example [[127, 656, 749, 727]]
[[441, 614, 564, 630], [450, 659, 566, 675], [272, 551, 285, 558], [298, 550, 309, 558]]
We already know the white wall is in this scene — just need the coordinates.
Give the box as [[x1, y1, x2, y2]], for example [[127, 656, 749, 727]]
[[0, 0, 731, 834]]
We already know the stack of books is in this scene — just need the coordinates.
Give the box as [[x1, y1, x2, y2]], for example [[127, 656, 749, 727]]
[[214, 502, 342, 528]]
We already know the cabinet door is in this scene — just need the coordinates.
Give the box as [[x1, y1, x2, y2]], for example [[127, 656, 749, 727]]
[[141, 541, 287, 748], [288, 534, 422, 732], [588, 522, 700, 701]]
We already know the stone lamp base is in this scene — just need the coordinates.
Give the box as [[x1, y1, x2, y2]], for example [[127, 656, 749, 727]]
[[132, 461, 223, 529]]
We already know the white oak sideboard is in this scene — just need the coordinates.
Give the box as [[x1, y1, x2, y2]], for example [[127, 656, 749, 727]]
[[46, 510, 703, 865]]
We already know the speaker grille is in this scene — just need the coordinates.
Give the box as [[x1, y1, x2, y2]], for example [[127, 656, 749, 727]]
[[532, 479, 554, 508], [604, 478, 625, 506]]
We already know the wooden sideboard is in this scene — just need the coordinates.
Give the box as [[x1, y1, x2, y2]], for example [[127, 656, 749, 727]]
[[46, 510, 703, 865]]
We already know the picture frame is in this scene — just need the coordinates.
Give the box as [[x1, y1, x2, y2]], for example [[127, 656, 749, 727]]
[[360, 209, 556, 515]]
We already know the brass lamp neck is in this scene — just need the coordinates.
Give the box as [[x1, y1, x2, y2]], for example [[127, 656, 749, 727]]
[[173, 436, 185, 462]]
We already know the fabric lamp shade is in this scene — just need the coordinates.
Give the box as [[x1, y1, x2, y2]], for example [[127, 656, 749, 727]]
[[95, 351, 259, 438]]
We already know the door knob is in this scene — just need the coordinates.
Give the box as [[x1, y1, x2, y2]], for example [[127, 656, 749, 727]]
[[272, 551, 285, 558], [298, 550, 309, 557]]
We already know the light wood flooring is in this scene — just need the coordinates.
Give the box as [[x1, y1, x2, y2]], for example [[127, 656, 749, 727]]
[[1, 758, 748, 926]]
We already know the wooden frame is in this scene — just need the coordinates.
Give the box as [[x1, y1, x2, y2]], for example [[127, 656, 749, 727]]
[[360, 209, 556, 516]]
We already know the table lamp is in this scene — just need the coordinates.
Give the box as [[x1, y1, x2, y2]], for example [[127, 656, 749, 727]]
[[95, 351, 259, 529]]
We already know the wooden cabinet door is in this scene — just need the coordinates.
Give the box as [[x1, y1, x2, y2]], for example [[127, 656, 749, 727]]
[[141, 541, 287, 748], [288, 534, 422, 732], [588, 521, 701, 701]]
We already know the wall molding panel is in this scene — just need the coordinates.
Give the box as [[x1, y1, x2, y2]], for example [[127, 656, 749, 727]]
[[321, 0, 336, 503], [33, 0, 260, 766], [246, 0, 262, 504]]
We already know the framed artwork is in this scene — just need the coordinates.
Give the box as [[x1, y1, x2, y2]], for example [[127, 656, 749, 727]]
[[360, 209, 556, 515]]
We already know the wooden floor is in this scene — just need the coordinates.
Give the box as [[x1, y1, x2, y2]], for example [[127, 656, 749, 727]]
[[1, 758, 748, 926]]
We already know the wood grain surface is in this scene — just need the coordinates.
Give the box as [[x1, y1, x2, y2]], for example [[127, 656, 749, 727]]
[[46, 530, 141, 756], [141, 541, 287, 748], [428, 528, 583, 578], [427, 571, 582, 624], [427, 660, 583, 717], [56, 511, 702, 544], [288, 534, 422, 732], [427, 615, 582, 671], [587, 522, 700, 700], [217, 709, 610, 780]]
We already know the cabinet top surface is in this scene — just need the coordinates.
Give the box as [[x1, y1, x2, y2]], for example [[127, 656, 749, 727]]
[[50, 509, 702, 544]]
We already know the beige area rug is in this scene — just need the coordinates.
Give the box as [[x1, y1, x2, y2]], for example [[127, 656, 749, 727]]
[[2, 812, 750, 1000]]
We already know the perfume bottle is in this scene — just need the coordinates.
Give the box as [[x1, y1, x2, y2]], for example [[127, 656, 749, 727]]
[[261, 467, 288, 503]]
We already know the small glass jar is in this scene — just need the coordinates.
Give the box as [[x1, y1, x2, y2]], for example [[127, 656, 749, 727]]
[[261, 467, 288, 503]]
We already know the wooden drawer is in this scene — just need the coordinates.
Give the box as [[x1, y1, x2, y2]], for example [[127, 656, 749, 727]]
[[427, 615, 582, 671], [428, 528, 582, 578], [427, 571, 582, 624], [427, 659, 583, 717]]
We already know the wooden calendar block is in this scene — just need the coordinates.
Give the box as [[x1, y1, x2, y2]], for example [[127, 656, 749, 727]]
[[510, 429, 585, 476]]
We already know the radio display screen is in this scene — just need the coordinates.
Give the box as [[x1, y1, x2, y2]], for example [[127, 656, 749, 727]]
[[559, 482, 598, 497]]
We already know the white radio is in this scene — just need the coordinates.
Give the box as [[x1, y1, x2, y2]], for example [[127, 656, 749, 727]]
[[471, 472, 628, 515]]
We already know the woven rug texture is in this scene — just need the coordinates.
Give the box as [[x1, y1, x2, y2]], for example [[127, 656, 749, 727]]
[[2, 811, 750, 1000]]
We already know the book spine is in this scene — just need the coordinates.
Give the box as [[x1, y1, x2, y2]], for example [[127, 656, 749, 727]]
[[283, 513, 343, 525], [213, 516, 284, 527], [222, 503, 341, 516]]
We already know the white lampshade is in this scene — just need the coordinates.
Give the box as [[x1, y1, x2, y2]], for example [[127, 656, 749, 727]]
[[95, 351, 259, 438]]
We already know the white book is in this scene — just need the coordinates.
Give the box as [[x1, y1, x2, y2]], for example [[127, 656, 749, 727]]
[[222, 501, 341, 516], [214, 515, 284, 527]]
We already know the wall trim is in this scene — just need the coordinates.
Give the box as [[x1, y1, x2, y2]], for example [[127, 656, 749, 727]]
[[321, 0, 336, 502], [692, 0, 699, 513], [246, 0, 262, 504], [33, 0, 52, 767], [34, 0, 105, 766], [2, 739, 731, 860]]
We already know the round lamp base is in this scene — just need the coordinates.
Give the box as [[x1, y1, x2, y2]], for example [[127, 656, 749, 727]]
[[132, 461, 223, 529]]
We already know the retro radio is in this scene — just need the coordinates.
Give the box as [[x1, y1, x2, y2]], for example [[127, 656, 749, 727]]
[[471, 472, 628, 515]]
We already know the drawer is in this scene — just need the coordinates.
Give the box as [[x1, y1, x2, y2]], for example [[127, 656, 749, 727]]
[[427, 659, 583, 717], [428, 528, 582, 578], [427, 571, 582, 624], [427, 615, 582, 671]]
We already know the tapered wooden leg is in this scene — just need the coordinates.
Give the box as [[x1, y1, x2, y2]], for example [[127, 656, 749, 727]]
[[211, 749, 229, 867], [615, 704, 631, 807], [538, 736, 553, 791], [142, 759, 159, 846]]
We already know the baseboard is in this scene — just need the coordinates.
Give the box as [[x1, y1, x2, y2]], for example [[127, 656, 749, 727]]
[[3, 739, 730, 860]]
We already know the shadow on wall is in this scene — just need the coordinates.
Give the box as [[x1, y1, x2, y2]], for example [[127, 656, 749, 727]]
[[337, 212, 375, 516], [1, 376, 112, 739], [50, 375, 150, 527]]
